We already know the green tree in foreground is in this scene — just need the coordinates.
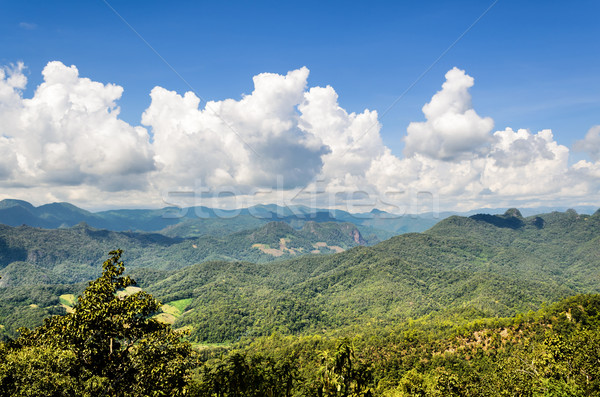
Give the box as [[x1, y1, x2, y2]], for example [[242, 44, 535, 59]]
[[0, 249, 193, 396]]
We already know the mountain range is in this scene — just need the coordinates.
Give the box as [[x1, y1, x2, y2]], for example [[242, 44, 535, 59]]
[[0, 199, 427, 238], [137, 208, 600, 342], [2, 206, 599, 343], [2, 198, 596, 238], [0, 219, 373, 287]]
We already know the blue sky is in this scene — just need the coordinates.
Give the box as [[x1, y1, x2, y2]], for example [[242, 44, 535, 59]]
[[0, 0, 599, 211], [3, 0, 599, 151]]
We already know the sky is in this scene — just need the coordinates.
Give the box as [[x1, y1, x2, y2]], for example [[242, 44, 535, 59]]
[[0, 0, 599, 213]]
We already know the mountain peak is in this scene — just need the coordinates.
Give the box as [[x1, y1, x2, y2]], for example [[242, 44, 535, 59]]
[[248, 221, 295, 241], [38, 202, 92, 215], [504, 208, 523, 218], [0, 199, 35, 210]]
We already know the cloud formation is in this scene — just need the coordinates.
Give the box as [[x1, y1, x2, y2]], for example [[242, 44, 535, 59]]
[[142, 67, 329, 191], [0, 62, 154, 192], [298, 85, 384, 186], [574, 125, 600, 161], [404, 67, 494, 161], [0, 62, 597, 211], [482, 128, 569, 196]]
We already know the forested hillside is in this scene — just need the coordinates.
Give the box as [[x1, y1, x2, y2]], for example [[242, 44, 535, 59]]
[[129, 209, 600, 343], [2, 208, 599, 341], [188, 293, 600, 396], [2, 251, 599, 395], [0, 220, 369, 337], [0, 220, 368, 284]]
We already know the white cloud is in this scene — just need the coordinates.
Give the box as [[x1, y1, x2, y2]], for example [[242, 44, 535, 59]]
[[0, 61, 155, 192], [404, 67, 494, 161], [574, 125, 600, 161], [142, 67, 329, 191], [0, 61, 598, 212], [362, 126, 573, 208], [298, 85, 384, 182], [482, 128, 570, 196]]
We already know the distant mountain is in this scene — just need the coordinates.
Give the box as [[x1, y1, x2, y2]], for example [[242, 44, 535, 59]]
[[0, 219, 368, 287], [0, 218, 372, 337], [0, 199, 441, 239], [0, 199, 179, 231], [2, 207, 600, 341], [2, 199, 598, 231], [134, 208, 600, 342], [4, 198, 596, 241], [0, 200, 95, 229]]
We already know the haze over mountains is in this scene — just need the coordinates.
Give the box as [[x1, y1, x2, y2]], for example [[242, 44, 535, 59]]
[[0, 199, 430, 236], [0, 198, 597, 236]]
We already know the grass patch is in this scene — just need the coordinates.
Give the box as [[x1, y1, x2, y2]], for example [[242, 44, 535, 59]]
[[161, 298, 193, 321], [161, 304, 181, 317], [116, 286, 142, 298], [168, 298, 193, 313], [191, 341, 231, 351], [59, 294, 76, 306], [155, 312, 176, 325]]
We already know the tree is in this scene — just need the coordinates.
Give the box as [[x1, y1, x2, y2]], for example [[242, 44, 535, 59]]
[[0, 250, 193, 396], [317, 339, 373, 397]]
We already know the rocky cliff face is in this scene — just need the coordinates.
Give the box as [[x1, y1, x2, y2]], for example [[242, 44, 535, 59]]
[[351, 228, 366, 245], [300, 221, 366, 247]]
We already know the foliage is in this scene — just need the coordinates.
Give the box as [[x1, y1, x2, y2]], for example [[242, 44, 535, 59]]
[[0, 282, 69, 340], [2, 208, 600, 395], [0, 250, 193, 396], [189, 294, 600, 396]]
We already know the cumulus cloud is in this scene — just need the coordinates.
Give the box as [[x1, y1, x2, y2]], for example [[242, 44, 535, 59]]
[[574, 125, 600, 161], [353, 69, 588, 210], [482, 128, 570, 196], [142, 67, 329, 191], [0, 61, 598, 211], [365, 127, 573, 207], [404, 67, 494, 161], [298, 85, 384, 182], [0, 61, 155, 191]]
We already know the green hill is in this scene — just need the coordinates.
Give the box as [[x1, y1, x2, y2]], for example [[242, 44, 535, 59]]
[[2, 208, 600, 344], [136, 208, 600, 342], [0, 220, 370, 338], [2, 208, 600, 395], [0, 220, 368, 285]]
